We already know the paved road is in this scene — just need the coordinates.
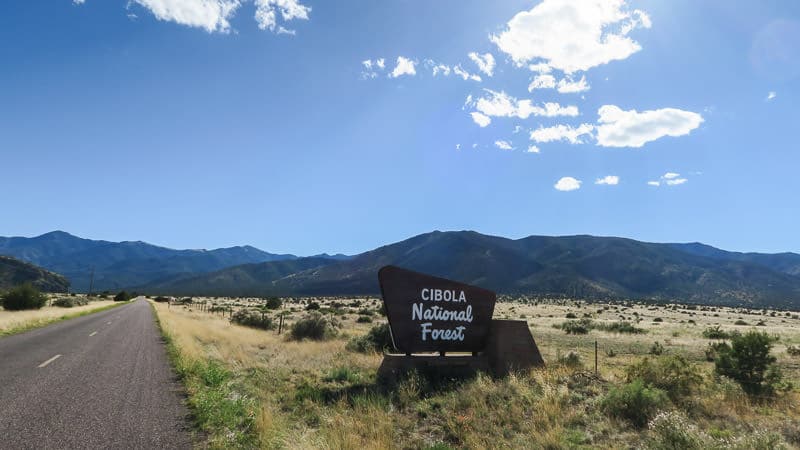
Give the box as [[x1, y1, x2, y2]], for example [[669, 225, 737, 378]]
[[0, 298, 192, 449]]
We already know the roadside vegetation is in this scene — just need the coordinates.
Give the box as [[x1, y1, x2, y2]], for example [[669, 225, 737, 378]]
[[0, 295, 127, 337], [148, 296, 800, 449]]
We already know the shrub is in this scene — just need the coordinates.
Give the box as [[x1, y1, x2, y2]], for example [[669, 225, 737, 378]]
[[53, 296, 89, 308], [230, 309, 274, 330], [356, 315, 372, 323], [714, 330, 781, 396], [558, 318, 592, 334], [786, 345, 800, 357], [1, 284, 47, 310], [600, 379, 668, 428], [346, 323, 393, 353], [734, 319, 748, 326], [702, 325, 739, 340], [114, 291, 132, 302], [290, 312, 340, 341], [625, 355, 702, 402], [265, 297, 282, 310], [556, 351, 583, 368], [597, 321, 646, 334], [705, 342, 728, 362], [649, 341, 665, 355], [305, 301, 320, 311], [153, 296, 170, 303], [565, 312, 578, 319]]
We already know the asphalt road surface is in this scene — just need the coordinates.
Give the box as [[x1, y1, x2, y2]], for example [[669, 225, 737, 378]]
[[0, 298, 192, 449]]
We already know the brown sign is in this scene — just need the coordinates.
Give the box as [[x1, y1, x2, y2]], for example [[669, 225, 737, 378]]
[[378, 265, 497, 353]]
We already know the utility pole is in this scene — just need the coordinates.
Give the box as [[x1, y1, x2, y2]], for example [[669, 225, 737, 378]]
[[88, 266, 95, 297]]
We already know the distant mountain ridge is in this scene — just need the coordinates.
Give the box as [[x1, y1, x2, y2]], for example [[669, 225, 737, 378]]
[[141, 231, 800, 309], [0, 231, 299, 291], [0, 256, 69, 293], [3, 230, 800, 309]]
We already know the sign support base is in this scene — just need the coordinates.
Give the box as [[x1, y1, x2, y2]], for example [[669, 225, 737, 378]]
[[377, 319, 545, 382]]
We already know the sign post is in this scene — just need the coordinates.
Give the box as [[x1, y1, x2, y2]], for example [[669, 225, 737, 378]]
[[377, 265, 544, 381]]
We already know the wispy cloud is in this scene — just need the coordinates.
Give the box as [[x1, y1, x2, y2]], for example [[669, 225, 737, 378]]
[[468, 52, 496, 77], [648, 172, 688, 187], [595, 175, 619, 185], [494, 140, 514, 150]]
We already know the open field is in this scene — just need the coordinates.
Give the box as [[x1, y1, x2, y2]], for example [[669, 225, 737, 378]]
[[0, 296, 120, 336], [151, 296, 800, 449]]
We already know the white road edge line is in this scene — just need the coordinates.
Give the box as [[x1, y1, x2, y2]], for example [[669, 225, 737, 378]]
[[38, 354, 62, 368], [89, 331, 98, 337]]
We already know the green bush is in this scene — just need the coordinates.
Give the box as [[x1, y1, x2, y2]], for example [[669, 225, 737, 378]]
[[702, 325, 739, 340], [625, 355, 702, 402], [1, 283, 47, 310], [230, 309, 274, 330], [114, 291, 131, 302], [265, 297, 282, 310], [305, 301, 320, 311], [356, 315, 372, 323], [558, 318, 592, 334], [290, 312, 340, 341], [649, 341, 665, 355], [600, 379, 668, 428], [714, 331, 781, 396], [596, 321, 646, 334], [556, 351, 583, 368], [53, 296, 89, 308], [346, 323, 393, 353], [786, 345, 800, 357], [153, 296, 170, 303]]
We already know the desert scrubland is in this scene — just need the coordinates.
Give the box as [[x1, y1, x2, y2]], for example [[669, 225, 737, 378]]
[[0, 295, 119, 336], [151, 296, 800, 449]]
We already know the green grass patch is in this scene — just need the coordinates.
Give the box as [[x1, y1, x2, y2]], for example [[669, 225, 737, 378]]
[[149, 302, 257, 449]]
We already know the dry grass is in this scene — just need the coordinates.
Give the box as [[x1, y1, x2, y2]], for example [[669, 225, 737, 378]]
[[0, 298, 117, 335], [152, 297, 800, 449]]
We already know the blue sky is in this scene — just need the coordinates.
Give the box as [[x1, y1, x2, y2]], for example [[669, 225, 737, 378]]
[[1, 0, 799, 255]]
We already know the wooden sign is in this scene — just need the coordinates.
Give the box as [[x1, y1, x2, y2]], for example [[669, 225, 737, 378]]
[[378, 265, 497, 354]]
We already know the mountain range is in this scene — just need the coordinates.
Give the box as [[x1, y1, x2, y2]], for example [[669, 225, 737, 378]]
[[0, 231, 298, 291], [2, 230, 800, 308], [0, 256, 69, 293]]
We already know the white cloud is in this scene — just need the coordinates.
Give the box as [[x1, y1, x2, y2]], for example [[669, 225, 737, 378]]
[[73, 0, 85, 4], [649, 172, 688, 187], [468, 52, 496, 76], [495, 140, 514, 150], [362, 60, 373, 70], [475, 89, 578, 120], [595, 175, 619, 185], [530, 123, 594, 144], [528, 63, 552, 73], [554, 177, 581, 191], [463, 95, 473, 110], [376, 58, 385, 70], [254, 0, 311, 33], [767, 91, 777, 101], [432, 64, 451, 76], [595, 105, 703, 148], [127, 0, 310, 33], [131, 0, 242, 33], [455, 144, 461, 150], [490, 0, 651, 73], [527, 145, 541, 153], [453, 65, 482, 82], [557, 75, 590, 93], [470, 112, 491, 127], [528, 74, 556, 92], [390, 56, 417, 78], [666, 178, 687, 185]]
